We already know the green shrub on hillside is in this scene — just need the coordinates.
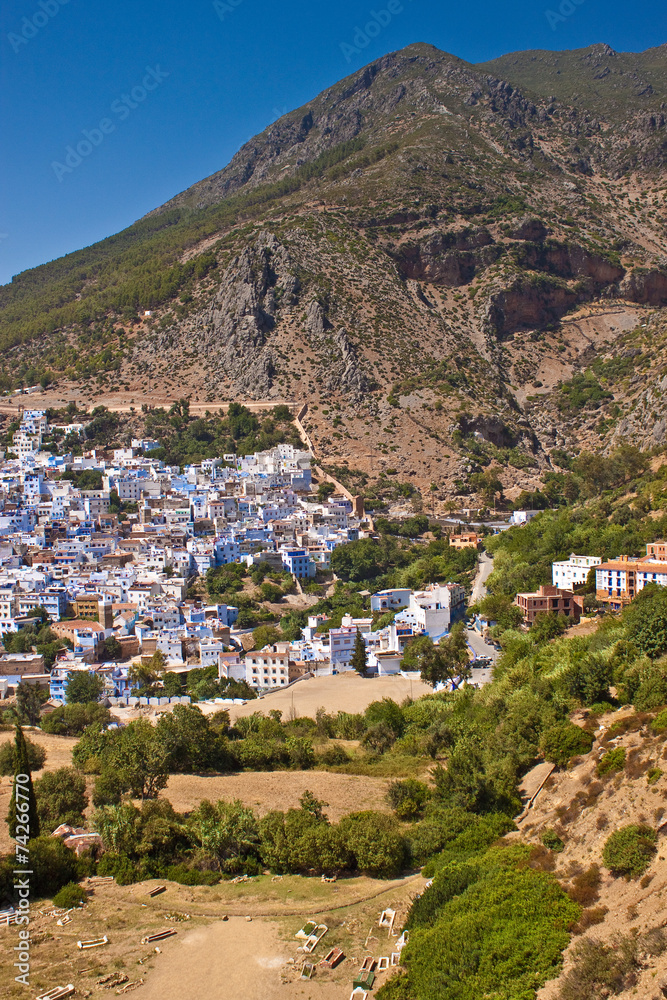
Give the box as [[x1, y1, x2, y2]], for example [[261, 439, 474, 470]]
[[652, 708, 667, 732], [541, 723, 594, 767], [52, 882, 86, 908], [597, 747, 626, 776], [387, 779, 431, 820], [0, 735, 46, 774], [383, 847, 580, 1000], [602, 824, 657, 877], [541, 828, 565, 852]]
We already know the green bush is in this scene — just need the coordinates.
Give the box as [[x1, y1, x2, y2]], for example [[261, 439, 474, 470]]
[[316, 743, 351, 766], [602, 824, 657, 877], [397, 849, 580, 1000], [52, 881, 86, 908], [541, 828, 565, 852], [165, 864, 221, 886], [96, 852, 138, 885], [28, 836, 81, 898], [651, 708, 667, 732], [286, 737, 315, 770], [338, 811, 407, 878], [236, 738, 289, 770], [540, 723, 594, 768], [0, 734, 46, 774], [647, 768, 663, 785], [40, 702, 112, 736], [35, 767, 88, 832], [633, 672, 667, 711], [597, 747, 626, 776], [387, 779, 431, 820]]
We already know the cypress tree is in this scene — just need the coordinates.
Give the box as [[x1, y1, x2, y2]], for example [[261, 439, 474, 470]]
[[7, 724, 40, 840], [351, 628, 367, 676]]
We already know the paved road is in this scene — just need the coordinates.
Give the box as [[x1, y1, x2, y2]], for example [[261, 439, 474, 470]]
[[466, 626, 497, 687], [470, 550, 494, 605]]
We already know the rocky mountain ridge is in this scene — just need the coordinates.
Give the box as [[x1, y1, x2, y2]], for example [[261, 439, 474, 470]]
[[2, 41, 667, 502]]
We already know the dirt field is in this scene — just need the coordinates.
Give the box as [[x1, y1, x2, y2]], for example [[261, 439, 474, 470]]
[[228, 673, 433, 723], [0, 873, 421, 1000], [163, 770, 392, 821]]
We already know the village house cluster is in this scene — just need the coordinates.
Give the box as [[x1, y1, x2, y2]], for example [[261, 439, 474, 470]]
[[0, 409, 468, 701], [510, 545, 667, 627]]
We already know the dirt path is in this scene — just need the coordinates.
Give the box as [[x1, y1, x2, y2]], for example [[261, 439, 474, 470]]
[[0, 396, 296, 417], [138, 918, 290, 1000]]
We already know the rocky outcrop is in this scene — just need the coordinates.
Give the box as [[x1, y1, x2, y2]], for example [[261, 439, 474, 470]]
[[305, 299, 372, 399], [458, 414, 519, 448], [510, 241, 625, 288], [510, 218, 550, 242], [394, 228, 500, 286], [609, 371, 667, 450], [482, 276, 579, 340], [618, 268, 667, 306], [195, 232, 298, 395]]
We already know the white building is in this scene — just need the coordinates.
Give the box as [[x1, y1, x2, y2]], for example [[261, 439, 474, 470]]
[[395, 583, 466, 639], [245, 644, 291, 689], [509, 510, 541, 526], [552, 554, 602, 590]]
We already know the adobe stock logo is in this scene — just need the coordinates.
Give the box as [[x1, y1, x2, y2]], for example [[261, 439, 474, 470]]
[[213, 0, 246, 22], [7, 0, 72, 55], [51, 66, 169, 182], [340, 0, 414, 64], [545, 0, 586, 29]]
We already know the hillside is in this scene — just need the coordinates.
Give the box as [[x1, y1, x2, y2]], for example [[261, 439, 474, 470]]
[[2, 42, 667, 502], [515, 708, 667, 1000]]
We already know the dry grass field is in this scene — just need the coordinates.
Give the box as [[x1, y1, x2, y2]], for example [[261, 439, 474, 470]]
[[227, 673, 433, 723], [163, 770, 392, 821]]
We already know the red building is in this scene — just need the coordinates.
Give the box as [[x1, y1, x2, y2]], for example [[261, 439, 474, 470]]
[[516, 585, 585, 624]]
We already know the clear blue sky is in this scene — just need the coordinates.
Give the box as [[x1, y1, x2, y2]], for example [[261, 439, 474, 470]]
[[0, 0, 664, 285]]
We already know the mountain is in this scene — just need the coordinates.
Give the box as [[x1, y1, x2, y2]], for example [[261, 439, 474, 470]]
[[2, 42, 667, 505]]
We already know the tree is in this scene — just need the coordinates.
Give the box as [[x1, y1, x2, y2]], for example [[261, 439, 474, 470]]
[[473, 594, 523, 631], [351, 629, 367, 676], [40, 702, 112, 736], [28, 835, 79, 898], [96, 719, 169, 800], [15, 681, 45, 725], [129, 650, 166, 695], [6, 725, 40, 839], [0, 733, 46, 775], [99, 636, 123, 661], [65, 671, 104, 705], [156, 705, 225, 773], [565, 655, 612, 706], [186, 799, 259, 873], [26, 605, 50, 625], [252, 625, 281, 650], [317, 481, 336, 502], [35, 767, 88, 832], [530, 612, 569, 644], [403, 624, 471, 689], [387, 779, 431, 819], [624, 585, 667, 658], [338, 811, 406, 878], [469, 468, 503, 506], [299, 790, 328, 821]]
